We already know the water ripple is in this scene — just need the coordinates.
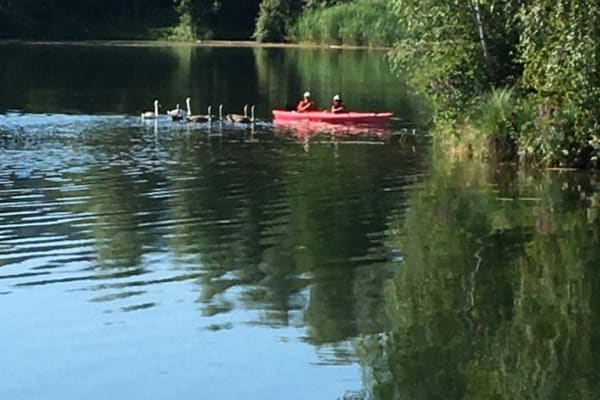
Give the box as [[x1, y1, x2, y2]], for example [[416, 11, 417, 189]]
[[0, 112, 425, 329]]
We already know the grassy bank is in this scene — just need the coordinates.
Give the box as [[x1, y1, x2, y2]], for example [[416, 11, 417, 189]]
[[426, 86, 599, 169]]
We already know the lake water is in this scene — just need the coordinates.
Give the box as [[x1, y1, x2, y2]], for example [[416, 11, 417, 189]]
[[1, 42, 600, 400]]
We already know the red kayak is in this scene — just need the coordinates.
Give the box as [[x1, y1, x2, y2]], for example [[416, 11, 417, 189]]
[[272, 110, 393, 125]]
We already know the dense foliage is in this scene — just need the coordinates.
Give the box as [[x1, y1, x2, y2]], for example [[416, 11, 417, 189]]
[[0, 0, 396, 45], [289, 0, 401, 47], [389, 0, 600, 168], [253, 0, 303, 42], [389, 0, 520, 118], [173, 0, 260, 39], [0, 0, 176, 39], [0, 0, 265, 39], [517, 1, 600, 167]]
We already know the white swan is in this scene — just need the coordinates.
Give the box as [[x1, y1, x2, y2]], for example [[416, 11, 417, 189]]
[[141, 99, 160, 120], [167, 103, 187, 121], [207, 104, 224, 121], [227, 104, 255, 123], [206, 105, 218, 121], [241, 105, 256, 124], [186, 97, 211, 123], [185, 97, 192, 116]]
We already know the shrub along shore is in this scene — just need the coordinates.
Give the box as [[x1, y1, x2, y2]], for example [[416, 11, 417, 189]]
[[2, 0, 598, 168], [389, 0, 600, 169]]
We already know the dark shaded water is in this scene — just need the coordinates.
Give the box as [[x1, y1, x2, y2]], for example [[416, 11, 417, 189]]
[[2, 43, 600, 400]]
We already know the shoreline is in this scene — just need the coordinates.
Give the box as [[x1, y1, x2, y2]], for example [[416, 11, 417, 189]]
[[0, 39, 391, 51]]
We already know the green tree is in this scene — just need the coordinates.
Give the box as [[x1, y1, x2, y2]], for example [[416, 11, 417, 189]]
[[0, 0, 176, 39], [389, 0, 521, 122], [390, 0, 600, 167], [174, 0, 217, 39], [254, 0, 302, 42], [174, 0, 262, 39], [517, 0, 600, 167]]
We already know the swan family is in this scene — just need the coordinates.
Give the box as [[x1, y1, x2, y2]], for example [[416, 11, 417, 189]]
[[143, 98, 255, 124]]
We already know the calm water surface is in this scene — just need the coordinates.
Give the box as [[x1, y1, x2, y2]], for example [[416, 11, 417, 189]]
[[2, 43, 600, 400]]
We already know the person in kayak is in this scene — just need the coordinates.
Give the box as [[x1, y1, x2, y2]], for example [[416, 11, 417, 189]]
[[296, 91, 318, 112], [331, 94, 347, 113]]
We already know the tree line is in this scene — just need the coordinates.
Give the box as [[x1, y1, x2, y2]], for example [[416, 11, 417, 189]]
[[389, 0, 600, 168], [0, 0, 175, 39], [0, 0, 354, 40]]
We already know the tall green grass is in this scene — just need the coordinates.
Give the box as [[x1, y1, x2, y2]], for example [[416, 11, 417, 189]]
[[451, 87, 519, 161], [476, 87, 515, 138], [289, 0, 402, 47]]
